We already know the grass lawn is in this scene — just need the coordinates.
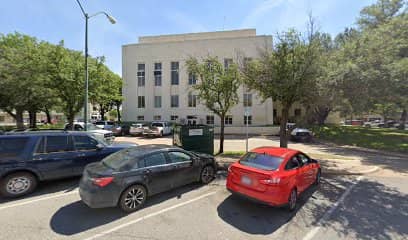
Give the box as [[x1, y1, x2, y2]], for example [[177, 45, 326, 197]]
[[312, 125, 408, 154]]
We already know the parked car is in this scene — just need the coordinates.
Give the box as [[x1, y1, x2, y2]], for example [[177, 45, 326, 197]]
[[129, 123, 148, 136], [110, 124, 125, 136], [64, 122, 114, 144], [290, 128, 313, 142], [0, 131, 136, 198], [226, 147, 321, 211], [364, 120, 383, 128], [79, 144, 216, 212], [94, 121, 115, 130], [143, 121, 172, 137]]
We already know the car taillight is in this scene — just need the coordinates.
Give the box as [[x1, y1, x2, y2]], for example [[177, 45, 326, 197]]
[[260, 177, 281, 185], [91, 177, 114, 187]]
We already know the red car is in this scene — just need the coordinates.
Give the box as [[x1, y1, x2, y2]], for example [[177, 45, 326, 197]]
[[226, 147, 321, 211]]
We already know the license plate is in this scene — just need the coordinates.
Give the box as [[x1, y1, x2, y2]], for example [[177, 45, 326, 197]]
[[241, 176, 252, 185]]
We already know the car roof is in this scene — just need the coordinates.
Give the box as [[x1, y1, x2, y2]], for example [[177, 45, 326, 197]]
[[125, 144, 182, 157], [3, 130, 91, 136], [250, 146, 299, 159]]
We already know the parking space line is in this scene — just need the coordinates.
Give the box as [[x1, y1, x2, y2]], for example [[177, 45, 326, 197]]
[[83, 191, 217, 240], [302, 176, 363, 240], [0, 190, 78, 211]]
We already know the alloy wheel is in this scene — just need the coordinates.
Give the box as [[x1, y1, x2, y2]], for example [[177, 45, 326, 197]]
[[6, 176, 31, 195], [201, 166, 215, 184], [124, 187, 145, 210]]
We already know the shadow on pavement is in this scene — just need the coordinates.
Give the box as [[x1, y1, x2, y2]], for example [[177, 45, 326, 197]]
[[50, 182, 204, 235]]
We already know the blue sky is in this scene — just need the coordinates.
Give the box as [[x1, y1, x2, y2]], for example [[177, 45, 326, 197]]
[[0, 0, 375, 76]]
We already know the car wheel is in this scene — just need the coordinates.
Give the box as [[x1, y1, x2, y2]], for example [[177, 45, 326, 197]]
[[314, 169, 321, 185], [119, 185, 147, 213], [287, 188, 297, 212], [0, 172, 37, 198], [200, 165, 215, 184], [159, 131, 163, 137]]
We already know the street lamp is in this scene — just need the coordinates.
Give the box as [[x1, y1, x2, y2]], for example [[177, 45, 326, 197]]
[[75, 0, 116, 130]]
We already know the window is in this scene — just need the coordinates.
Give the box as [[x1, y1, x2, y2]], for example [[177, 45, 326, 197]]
[[0, 116, 5, 122], [298, 154, 311, 165], [154, 96, 162, 108], [224, 58, 233, 69], [273, 109, 277, 117], [73, 135, 99, 151], [171, 95, 179, 108], [138, 96, 145, 108], [168, 151, 191, 163], [171, 115, 178, 121], [137, 116, 144, 121], [144, 153, 167, 167], [295, 109, 302, 117], [285, 156, 301, 170], [187, 115, 197, 125], [171, 61, 179, 85], [225, 115, 233, 125], [188, 94, 197, 107], [154, 62, 162, 86], [0, 137, 29, 160], [35, 137, 45, 154], [206, 115, 214, 125], [240, 152, 283, 171], [153, 115, 161, 120], [244, 115, 252, 125], [243, 93, 252, 107], [137, 63, 145, 87], [45, 136, 73, 153], [188, 72, 197, 85]]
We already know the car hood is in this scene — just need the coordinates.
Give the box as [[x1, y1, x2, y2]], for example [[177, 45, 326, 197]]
[[191, 151, 214, 159], [89, 129, 111, 134]]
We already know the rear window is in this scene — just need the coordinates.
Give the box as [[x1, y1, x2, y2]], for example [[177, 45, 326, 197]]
[[102, 148, 137, 170], [239, 152, 283, 171], [151, 122, 163, 127], [0, 137, 29, 160], [95, 121, 105, 125]]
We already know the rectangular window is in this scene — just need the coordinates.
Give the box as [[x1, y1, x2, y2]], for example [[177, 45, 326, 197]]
[[137, 63, 145, 87], [206, 115, 214, 125], [171, 61, 179, 85], [188, 72, 197, 85], [144, 153, 167, 167], [171, 95, 179, 108], [0, 137, 29, 160], [46, 136, 73, 153], [73, 136, 98, 150], [154, 62, 162, 86], [224, 58, 233, 69], [138, 96, 145, 108], [137, 116, 144, 121], [153, 115, 161, 120], [243, 93, 252, 107], [154, 96, 162, 108], [171, 115, 178, 121], [244, 115, 252, 125], [188, 94, 197, 107], [225, 115, 233, 125]]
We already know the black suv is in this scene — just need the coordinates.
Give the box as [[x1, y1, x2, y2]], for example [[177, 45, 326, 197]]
[[0, 131, 135, 198]]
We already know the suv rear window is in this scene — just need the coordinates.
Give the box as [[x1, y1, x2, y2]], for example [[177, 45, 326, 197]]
[[0, 137, 29, 160], [239, 152, 283, 171]]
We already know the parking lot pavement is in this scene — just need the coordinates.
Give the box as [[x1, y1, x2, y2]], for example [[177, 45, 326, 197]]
[[0, 173, 355, 240]]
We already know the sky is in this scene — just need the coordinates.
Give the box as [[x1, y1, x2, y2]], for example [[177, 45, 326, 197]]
[[0, 0, 376, 76]]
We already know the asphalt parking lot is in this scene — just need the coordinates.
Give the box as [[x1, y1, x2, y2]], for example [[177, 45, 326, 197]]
[[1, 169, 406, 240]]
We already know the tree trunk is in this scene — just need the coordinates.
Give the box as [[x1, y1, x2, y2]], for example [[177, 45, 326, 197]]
[[116, 103, 121, 123], [279, 107, 289, 148], [29, 110, 37, 128], [45, 107, 52, 124], [315, 106, 331, 126], [15, 108, 24, 130], [218, 114, 225, 154], [67, 112, 75, 130], [399, 108, 407, 130], [99, 104, 105, 121]]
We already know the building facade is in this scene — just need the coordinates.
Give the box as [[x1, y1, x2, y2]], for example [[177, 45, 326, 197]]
[[122, 29, 274, 127]]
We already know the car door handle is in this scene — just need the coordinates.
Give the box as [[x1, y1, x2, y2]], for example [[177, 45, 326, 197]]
[[78, 153, 86, 157], [143, 169, 152, 174]]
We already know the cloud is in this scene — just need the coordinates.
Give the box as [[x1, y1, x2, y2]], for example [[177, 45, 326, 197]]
[[241, 0, 286, 27]]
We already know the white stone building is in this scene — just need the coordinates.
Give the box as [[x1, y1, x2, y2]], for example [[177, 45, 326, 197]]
[[122, 29, 274, 127]]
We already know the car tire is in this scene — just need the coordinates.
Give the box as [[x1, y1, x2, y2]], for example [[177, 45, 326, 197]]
[[200, 165, 215, 184], [314, 169, 321, 185], [0, 172, 37, 198], [119, 185, 147, 213], [287, 188, 297, 212]]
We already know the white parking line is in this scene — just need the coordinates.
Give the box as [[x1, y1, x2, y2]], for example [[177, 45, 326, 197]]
[[302, 176, 364, 240], [83, 191, 217, 240], [0, 190, 78, 211]]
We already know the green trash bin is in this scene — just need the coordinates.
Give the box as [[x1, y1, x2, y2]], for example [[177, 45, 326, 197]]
[[173, 125, 214, 155]]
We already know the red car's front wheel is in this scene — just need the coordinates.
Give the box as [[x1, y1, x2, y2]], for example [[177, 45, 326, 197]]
[[288, 189, 297, 211]]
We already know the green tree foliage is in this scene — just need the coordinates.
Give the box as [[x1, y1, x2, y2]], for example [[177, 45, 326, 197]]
[[243, 29, 321, 147], [186, 57, 241, 154]]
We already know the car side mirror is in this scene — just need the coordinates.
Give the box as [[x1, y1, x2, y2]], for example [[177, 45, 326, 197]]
[[96, 144, 104, 150]]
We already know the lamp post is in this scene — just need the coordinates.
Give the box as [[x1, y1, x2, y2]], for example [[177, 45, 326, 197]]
[[75, 0, 116, 130]]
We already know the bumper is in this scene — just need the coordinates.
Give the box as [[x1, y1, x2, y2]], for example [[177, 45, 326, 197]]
[[79, 182, 120, 208], [226, 178, 288, 206], [143, 132, 161, 137]]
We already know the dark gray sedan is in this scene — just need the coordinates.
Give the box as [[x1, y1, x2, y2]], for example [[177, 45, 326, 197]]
[[79, 144, 216, 212]]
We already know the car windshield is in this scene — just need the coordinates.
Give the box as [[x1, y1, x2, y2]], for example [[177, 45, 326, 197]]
[[151, 122, 163, 127], [102, 147, 137, 170], [86, 124, 98, 131], [95, 121, 105, 125], [239, 152, 283, 171]]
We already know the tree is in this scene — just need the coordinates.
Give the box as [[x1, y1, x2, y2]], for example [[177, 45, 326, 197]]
[[243, 28, 320, 148], [186, 57, 241, 154], [358, 0, 405, 29]]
